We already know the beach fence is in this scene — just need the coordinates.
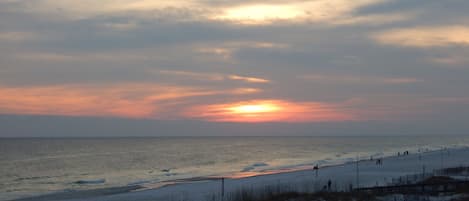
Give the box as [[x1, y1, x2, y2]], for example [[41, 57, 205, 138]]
[[433, 166, 469, 178], [356, 180, 469, 194], [390, 172, 435, 186], [381, 167, 468, 186], [356, 165, 469, 195]]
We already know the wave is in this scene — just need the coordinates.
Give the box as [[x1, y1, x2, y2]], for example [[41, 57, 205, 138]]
[[74, 179, 106, 185], [242, 162, 269, 172]]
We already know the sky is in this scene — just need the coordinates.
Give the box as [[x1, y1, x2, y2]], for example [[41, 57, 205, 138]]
[[1, 0, 469, 137]]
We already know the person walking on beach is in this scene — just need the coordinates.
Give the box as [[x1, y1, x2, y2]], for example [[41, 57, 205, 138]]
[[376, 158, 382, 165], [327, 179, 332, 191], [313, 164, 319, 177]]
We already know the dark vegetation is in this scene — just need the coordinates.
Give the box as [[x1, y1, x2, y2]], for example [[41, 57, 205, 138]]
[[213, 175, 469, 201], [227, 191, 377, 201]]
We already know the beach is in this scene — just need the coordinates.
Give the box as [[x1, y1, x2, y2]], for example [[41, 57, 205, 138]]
[[13, 146, 469, 201]]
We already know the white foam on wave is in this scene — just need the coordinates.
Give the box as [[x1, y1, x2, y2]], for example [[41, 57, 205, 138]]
[[127, 179, 157, 186], [242, 162, 269, 172]]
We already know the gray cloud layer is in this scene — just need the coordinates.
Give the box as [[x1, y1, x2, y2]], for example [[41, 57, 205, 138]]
[[1, 0, 469, 136]]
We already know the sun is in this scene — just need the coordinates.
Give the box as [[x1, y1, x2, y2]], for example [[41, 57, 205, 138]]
[[228, 104, 280, 114], [185, 99, 355, 123]]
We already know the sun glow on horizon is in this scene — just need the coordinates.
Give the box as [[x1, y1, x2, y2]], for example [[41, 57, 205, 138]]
[[185, 100, 354, 123], [228, 103, 281, 115]]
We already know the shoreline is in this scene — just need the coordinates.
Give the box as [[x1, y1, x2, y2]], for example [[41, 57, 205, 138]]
[[10, 146, 469, 201]]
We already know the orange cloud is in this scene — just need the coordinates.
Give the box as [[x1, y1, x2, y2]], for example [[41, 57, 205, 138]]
[[0, 84, 227, 119], [0, 84, 263, 119], [158, 70, 270, 83], [210, 0, 389, 25], [372, 26, 469, 47], [213, 4, 306, 25], [228, 75, 270, 83], [230, 88, 262, 94], [184, 100, 355, 122], [17, 0, 393, 26]]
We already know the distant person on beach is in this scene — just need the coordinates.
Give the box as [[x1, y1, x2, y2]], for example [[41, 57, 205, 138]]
[[376, 158, 382, 165], [313, 164, 319, 177], [327, 180, 332, 191]]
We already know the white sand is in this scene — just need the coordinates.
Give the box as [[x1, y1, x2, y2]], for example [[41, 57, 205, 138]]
[[20, 147, 469, 201]]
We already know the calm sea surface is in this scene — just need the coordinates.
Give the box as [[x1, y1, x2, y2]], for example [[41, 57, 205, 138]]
[[1, 136, 469, 200]]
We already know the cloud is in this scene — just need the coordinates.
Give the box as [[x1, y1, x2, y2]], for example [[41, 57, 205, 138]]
[[211, 4, 306, 25], [197, 47, 233, 59], [228, 75, 270, 83], [14, 52, 77, 62], [2, 0, 469, 132], [10, 0, 202, 20], [157, 70, 270, 83], [299, 74, 423, 85], [0, 83, 261, 119], [195, 41, 289, 60], [184, 99, 355, 122], [427, 54, 469, 66], [158, 70, 225, 81], [230, 88, 262, 94], [0, 32, 37, 42], [210, 0, 392, 25], [13, 51, 155, 62], [372, 26, 469, 47], [102, 22, 138, 31], [248, 42, 289, 49], [0, 82, 431, 123], [330, 12, 415, 26], [5, 0, 399, 26], [429, 97, 469, 104]]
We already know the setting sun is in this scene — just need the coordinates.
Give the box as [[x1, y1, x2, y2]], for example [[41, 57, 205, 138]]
[[228, 103, 281, 114], [185, 100, 354, 122]]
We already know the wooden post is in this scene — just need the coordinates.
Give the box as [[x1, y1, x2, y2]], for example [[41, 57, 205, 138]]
[[440, 148, 444, 171], [221, 177, 225, 200], [466, 167, 469, 181], [356, 154, 359, 189], [422, 165, 426, 179]]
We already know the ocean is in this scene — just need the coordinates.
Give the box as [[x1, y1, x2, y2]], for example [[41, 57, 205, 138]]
[[1, 136, 469, 201]]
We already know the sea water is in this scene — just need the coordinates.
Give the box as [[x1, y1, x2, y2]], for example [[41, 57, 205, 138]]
[[1, 136, 469, 200]]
